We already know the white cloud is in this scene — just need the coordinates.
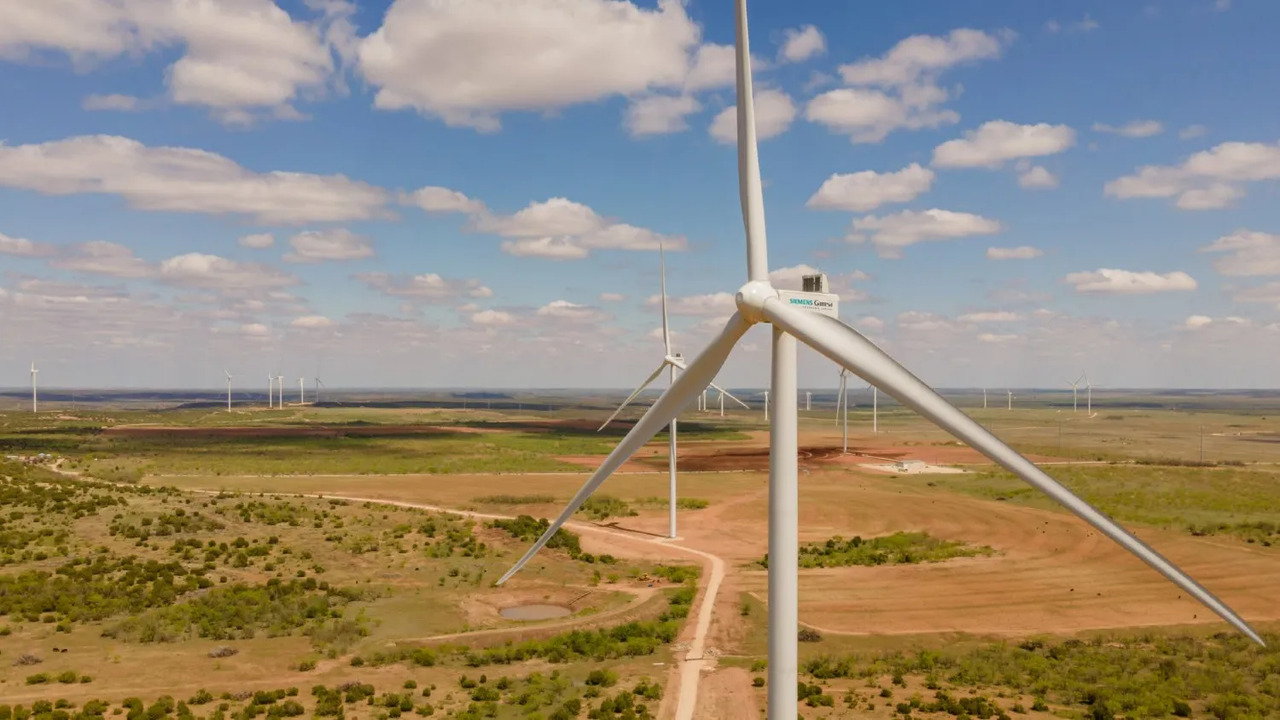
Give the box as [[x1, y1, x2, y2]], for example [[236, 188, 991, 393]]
[[0, 135, 391, 224], [291, 315, 333, 328], [932, 120, 1075, 168], [625, 94, 701, 137], [0, 231, 54, 257], [778, 25, 825, 63], [986, 245, 1043, 260], [709, 88, 797, 144], [356, 0, 704, 130], [401, 186, 488, 214], [536, 299, 604, 323], [470, 309, 516, 326], [1200, 229, 1280, 276], [978, 332, 1019, 343], [82, 93, 142, 111], [649, 291, 736, 316], [959, 311, 1021, 323], [805, 87, 959, 145], [682, 43, 736, 92], [856, 315, 885, 332], [1184, 315, 1214, 329], [1045, 15, 1098, 33], [239, 233, 275, 249], [807, 28, 1010, 145], [1105, 141, 1280, 210], [0, 1, 338, 122], [51, 241, 153, 278], [159, 253, 299, 291], [1017, 166, 1058, 189], [848, 209, 1002, 258], [1092, 120, 1163, 138], [1179, 124, 1207, 140], [357, 272, 493, 301], [1064, 268, 1198, 294], [1234, 282, 1280, 309], [241, 323, 270, 337], [408, 191, 685, 259], [283, 228, 374, 263], [838, 28, 1006, 87], [599, 292, 625, 302], [500, 237, 590, 259], [806, 163, 934, 212]]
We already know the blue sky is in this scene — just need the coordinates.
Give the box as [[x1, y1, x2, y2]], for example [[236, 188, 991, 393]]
[[2, 0, 1279, 390]]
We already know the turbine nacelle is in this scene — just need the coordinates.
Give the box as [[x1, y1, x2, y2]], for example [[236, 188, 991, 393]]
[[734, 280, 778, 324]]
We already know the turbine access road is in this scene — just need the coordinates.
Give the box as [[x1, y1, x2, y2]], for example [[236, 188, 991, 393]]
[[176, 488, 727, 720]]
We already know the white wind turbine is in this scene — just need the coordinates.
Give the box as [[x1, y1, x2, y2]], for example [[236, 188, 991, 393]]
[[834, 368, 850, 452], [496, 2, 1262, 714], [225, 371, 233, 412], [1068, 372, 1085, 412], [314, 377, 325, 404], [1083, 372, 1093, 416], [869, 383, 878, 434], [1007, 389, 1013, 410], [299, 377, 305, 405], [30, 362, 38, 413]]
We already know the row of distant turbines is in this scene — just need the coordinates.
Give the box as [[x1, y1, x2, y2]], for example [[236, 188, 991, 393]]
[[222, 372, 327, 411]]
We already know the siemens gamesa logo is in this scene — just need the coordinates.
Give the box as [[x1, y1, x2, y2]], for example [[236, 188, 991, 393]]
[[789, 298, 834, 309]]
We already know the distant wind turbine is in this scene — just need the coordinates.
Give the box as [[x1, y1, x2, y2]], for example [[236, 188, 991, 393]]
[[225, 371, 232, 412], [299, 377, 305, 405], [30, 362, 38, 413], [869, 383, 878, 434], [1007, 390, 1013, 410], [1069, 373, 1085, 412], [835, 368, 850, 452], [983, 387, 988, 409], [314, 377, 324, 404]]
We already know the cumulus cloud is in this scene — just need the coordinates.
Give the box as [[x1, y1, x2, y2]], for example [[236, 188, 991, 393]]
[[291, 315, 333, 328], [357, 271, 493, 301], [1092, 120, 1163, 138], [158, 253, 299, 291], [0, 135, 391, 224], [778, 25, 825, 63], [0, 0, 339, 123], [356, 0, 713, 131], [283, 228, 374, 263], [806, 28, 1010, 144], [238, 233, 275, 249], [932, 120, 1075, 168], [406, 187, 685, 259], [50, 241, 154, 278], [959, 311, 1021, 323], [709, 88, 797, 144], [1064, 268, 1198, 294], [986, 245, 1044, 260], [847, 209, 1002, 258], [1017, 165, 1058, 189], [1045, 15, 1099, 33], [977, 332, 1019, 343], [1200, 229, 1280, 276], [470, 309, 516, 326], [649, 291, 736, 317], [625, 94, 701, 137], [806, 163, 934, 212], [1105, 140, 1280, 210], [0, 231, 55, 257], [599, 292, 625, 302], [536, 299, 605, 323], [241, 323, 271, 337]]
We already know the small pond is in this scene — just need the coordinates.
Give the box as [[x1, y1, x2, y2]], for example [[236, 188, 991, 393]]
[[499, 604, 572, 621]]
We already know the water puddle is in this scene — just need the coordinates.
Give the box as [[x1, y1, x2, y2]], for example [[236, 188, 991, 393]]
[[499, 604, 572, 621]]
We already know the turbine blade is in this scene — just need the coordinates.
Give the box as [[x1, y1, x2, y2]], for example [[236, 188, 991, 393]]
[[709, 381, 750, 409], [598, 360, 668, 432], [735, 0, 768, 282], [762, 299, 1264, 646], [497, 313, 750, 585], [659, 244, 671, 356]]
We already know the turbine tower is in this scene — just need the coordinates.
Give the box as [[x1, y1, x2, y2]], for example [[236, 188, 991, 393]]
[[804, 390, 811, 412], [30, 362, 38, 413], [299, 377, 305, 405], [225, 371, 232, 412], [315, 377, 324, 404], [1007, 389, 1013, 410], [835, 368, 850, 452], [1083, 372, 1092, 416], [598, 246, 745, 538], [495, 3, 1262, 715], [870, 383, 878, 434], [1068, 373, 1085, 412], [983, 387, 987, 409]]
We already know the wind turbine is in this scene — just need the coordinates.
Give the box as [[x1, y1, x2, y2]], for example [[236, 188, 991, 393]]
[[315, 377, 325, 404], [803, 390, 811, 411], [1068, 373, 1085, 413], [760, 390, 769, 421], [1083, 372, 1093, 416], [983, 387, 987, 409], [869, 383, 878, 434], [30, 362, 38, 413], [1007, 389, 1013, 411], [299, 377, 305, 405], [835, 368, 850, 452], [225, 371, 232, 412], [266, 375, 274, 409], [496, 2, 1262, 715]]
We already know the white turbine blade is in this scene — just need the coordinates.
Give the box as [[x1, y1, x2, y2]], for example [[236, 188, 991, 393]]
[[763, 300, 1264, 646], [497, 313, 749, 585], [598, 360, 669, 432], [659, 244, 671, 356], [735, 0, 768, 281], [709, 381, 750, 410]]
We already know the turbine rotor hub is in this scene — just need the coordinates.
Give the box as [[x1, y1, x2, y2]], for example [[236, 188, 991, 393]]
[[735, 280, 776, 324]]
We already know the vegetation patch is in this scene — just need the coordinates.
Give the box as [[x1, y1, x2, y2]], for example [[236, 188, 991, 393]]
[[488, 515, 614, 565], [578, 496, 637, 521], [633, 497, 709, 510], [801, 631, 1280, 719], [472, 494, 556, 505], [757, 532, 994, 569]]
